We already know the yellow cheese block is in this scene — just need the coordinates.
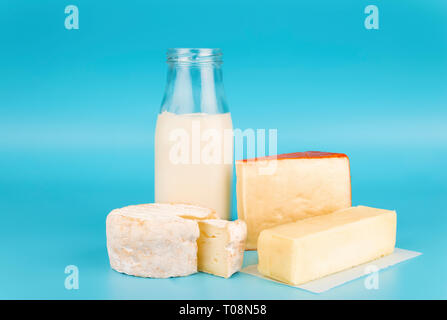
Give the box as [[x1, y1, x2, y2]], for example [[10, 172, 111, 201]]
[[197, 219, 247, 278], [257, 205, 396, 285], [236, 151, 351, 249]]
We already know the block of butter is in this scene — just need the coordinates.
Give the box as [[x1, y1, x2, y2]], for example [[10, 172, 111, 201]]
[[106, 203, 247, 279], [257, 205, 397, 285], [236, 151, 351, 249]]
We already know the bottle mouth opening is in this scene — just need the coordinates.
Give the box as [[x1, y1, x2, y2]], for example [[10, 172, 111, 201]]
[[167, 48, 223, 64]]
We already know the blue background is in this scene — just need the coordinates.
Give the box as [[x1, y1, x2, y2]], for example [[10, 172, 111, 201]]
[[0, 0, 446, 299]]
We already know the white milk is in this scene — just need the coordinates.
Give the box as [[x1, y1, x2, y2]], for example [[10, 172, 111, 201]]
[[154, 111, 233, 219]]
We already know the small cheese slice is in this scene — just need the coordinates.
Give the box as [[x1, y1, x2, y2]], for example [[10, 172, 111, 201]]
[[106, 203, 217, 278], [257, 205, 396, 285], [197, 219, 247, 278], [236, 151, 352, 249]]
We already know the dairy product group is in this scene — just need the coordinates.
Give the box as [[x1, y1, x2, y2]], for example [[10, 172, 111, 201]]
[[105, 48, 399, 287], [106, 151, 398, 283]]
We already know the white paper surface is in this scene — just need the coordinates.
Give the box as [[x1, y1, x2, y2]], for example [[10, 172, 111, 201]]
[[240, 248, 421, 293]]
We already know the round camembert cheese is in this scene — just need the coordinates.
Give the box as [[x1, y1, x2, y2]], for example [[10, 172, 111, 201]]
[[106, 203, 217, 278]]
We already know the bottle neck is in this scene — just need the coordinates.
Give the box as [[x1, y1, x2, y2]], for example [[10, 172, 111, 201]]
[[160, 49, 229, 115]]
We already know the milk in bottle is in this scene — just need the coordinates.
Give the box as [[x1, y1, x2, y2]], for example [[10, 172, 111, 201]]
[[154, 49, 233, 219]]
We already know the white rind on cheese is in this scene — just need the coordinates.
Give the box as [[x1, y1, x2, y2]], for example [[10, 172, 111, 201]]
[[257, 205, 397, 285], [236, 151, 351, 249], [106, 203, 216, 278], [197, 219, 247, 278], [115, 203, 218, 220]]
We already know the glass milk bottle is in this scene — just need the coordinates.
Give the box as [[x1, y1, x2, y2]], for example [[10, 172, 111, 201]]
[[155, 48, 233, 219]]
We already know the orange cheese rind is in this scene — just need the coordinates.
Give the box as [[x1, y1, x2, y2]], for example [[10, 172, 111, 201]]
[[237, 151, 349, 163]]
